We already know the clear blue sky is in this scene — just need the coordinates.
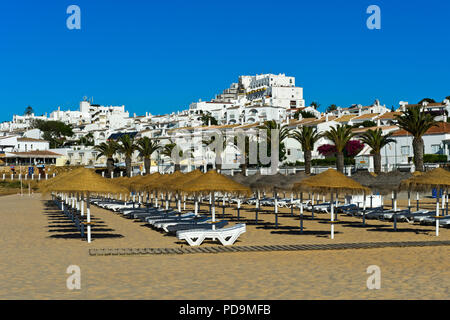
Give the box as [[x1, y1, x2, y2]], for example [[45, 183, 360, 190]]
[[1, 0, 449, 121]]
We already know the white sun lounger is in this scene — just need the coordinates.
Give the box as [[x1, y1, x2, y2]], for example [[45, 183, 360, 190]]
[[176, 224, 246, 246]]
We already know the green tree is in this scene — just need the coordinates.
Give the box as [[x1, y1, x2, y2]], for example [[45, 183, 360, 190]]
[[233, 132, 251, 173], [136, 137, 160, 175], [94, 140, 118, 177], [258, 120, 291, 163], [326, 104, 338, 113], [32, 119, 74, 148], [310, 102, 320, 109], [294, 110, 316, 119], [291, 126, 321, 174], [116, 135, 137, 177], [395, 105, 438, 172], [418, 98, 436, 104], [203, 133, 228, 171], [24, 106, 34, 116], [77, 133, 94, 146], [323, 125, 355, 173], [200, 112, 218, 126], [160, 140, 184, 172], [360, 129, 395, 174]]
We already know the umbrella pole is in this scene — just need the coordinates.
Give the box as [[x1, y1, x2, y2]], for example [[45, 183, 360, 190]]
[[274, 190, 278, 229], [183, 195, 186, 211], [416, 192, 420, 211], [446, 188, 449, 216], [407, 191, 411, 213], [222, 195, 225, 218], [256, 191, 260, 224], [290, 193, 294, 216], [330, 193, 334, 239], [87, 193, 91, 243], [237, 199, 241, 221], [211, 192, 216, 231], [194, 196, 198, 216], [311, 193, 315, 220], [393, 191, 397, 212], [391, 191, 394, 210], [436, 192, 440, 237], [300, 192, 304, 233], [177, 194, 181, 212], [80, 193, 85, 238]]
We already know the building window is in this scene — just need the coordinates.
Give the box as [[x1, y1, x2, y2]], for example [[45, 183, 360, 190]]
[[431, 144, 441, 154], [401, 146, 410, 155]]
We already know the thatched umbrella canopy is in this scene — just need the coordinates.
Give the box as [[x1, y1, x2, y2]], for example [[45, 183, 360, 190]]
[[400, 167, 450, 237], [293, 169, 370, 239], [351, 171, 378, 189], [42, 168, 128, 243], [249, 173, 289, 192], [44, 168, 128, 195], [229, 173, 251, 186], [168, 170, 203, 193], [283, 172, 310, 190], [179, 170, 251, 227], [399, 168, 450, 192], [114, 175, 147, 192], [180, 170, 251, 196], [367, 171, 414, 195], [293, 169, 370, 195], [39, 167, 88, 194], [164, 170, 203, 212], [153, 171, 184, 193]]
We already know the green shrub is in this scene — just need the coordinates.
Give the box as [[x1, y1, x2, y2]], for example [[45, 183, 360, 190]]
[[423, 154, 448, 163]]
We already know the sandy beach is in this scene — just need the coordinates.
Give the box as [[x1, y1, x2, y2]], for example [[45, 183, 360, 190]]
[[0, 192, 449, 299]]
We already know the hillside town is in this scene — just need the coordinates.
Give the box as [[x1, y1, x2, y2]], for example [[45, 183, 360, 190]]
[[0, 73, 449, 176]]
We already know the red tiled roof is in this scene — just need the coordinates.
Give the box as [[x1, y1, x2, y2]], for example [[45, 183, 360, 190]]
[[392, 122, 450, 136]]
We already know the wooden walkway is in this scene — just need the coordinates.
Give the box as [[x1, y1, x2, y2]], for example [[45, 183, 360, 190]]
[[89, 240, 450, 256]]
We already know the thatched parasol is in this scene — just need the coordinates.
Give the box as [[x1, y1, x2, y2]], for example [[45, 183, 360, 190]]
[[293, 169, 370, 239], [351, 171, 378, 189], [44, 168, 128, 195], [399, 168, 450, 192], [180, 170, 251, 196], [43, 168, 128, 243], [229, 173, 251, 186], [180, 170, 251, 228], [369, 171, 414, 195], [165, 170, 203, 212], [293, 169, 370, 195], [249, 173, 290, 192], [400, 168, 450, 237]]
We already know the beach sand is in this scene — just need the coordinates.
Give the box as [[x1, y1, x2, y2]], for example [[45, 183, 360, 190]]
[[0, 193, 449, 299]]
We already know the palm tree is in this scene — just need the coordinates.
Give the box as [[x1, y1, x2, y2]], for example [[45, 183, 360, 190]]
[[323, 125, 354, 173], [258, 120, 291, 163], [360, 129, 395, 174], [117, 134, 137, 177], [233, 132, 251, 174], [395, 105, 438, 172], [291, 126, 321, 174], [160, 140, 184, 172], [200, 112, 218, 126], [94, 140, 118, 177], [136, 137, 160, 175], [326, 104, 338, 113], [203, 134, 229, 171], [310, 102, 320, 109]]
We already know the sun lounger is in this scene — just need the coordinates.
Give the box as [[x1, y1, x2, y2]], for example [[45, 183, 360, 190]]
[[148, 213, 196, 226], [177, 223, 246, 246], [145, 212, 193, 224], [167, 220, 229, 234], [154, 216, 209, 230]]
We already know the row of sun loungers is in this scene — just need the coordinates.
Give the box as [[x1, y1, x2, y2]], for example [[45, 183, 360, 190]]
[[91, 198, 244, 246]]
